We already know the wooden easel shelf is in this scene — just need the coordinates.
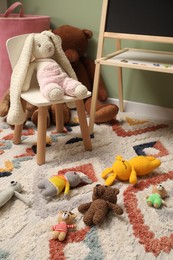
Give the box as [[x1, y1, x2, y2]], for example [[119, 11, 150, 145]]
[[89, 0, 173, 134], [98, 48, 173, 73]]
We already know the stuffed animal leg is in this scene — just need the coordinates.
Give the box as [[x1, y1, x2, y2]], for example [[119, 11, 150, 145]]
[[102, 168, 116, 186], [0, 89, 10, 117]]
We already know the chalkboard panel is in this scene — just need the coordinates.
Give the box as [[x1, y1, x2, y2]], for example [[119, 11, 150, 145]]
[[106, 0, 173, 37]]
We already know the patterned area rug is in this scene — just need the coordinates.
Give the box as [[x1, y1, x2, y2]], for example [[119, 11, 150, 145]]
[[0, 112, 173, 260]]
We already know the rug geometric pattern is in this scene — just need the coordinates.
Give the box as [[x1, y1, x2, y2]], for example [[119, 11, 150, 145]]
[[111, 118, 168, 137], [133, 140, 169, 157], [1, 114, 173, 260], [123, 171, 173, 257]]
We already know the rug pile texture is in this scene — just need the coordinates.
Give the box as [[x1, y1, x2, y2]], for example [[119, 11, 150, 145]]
[[0, 112, 173, 260]]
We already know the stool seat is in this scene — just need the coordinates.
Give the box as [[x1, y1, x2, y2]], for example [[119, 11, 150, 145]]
[[21, 87, 91, 106]]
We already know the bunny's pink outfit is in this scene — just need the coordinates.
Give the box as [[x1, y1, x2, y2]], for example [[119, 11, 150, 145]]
[[37, 60, 81, 100]]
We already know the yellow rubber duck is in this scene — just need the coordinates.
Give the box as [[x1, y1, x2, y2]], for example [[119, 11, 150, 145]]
[[102, 155, 161, 186]]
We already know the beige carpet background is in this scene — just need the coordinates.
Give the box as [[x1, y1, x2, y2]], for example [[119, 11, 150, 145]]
[[0, 112, 173, 260]]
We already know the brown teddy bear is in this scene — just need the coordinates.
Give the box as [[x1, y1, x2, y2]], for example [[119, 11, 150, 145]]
[[51, 210, 76, 241], [53, 25, 119, 124], [78, 184, 123, 226], [0, 25, 119, 126]]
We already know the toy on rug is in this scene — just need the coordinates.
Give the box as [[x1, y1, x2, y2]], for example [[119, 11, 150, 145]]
[[146, 184, 168, 208], [7, 30, 88, 126], [102, 155, 161, 186], [0, 181, 31, 208], [38, 171, 92, 198], [51, 210, 76, 241], [78, 184, 123, 226]]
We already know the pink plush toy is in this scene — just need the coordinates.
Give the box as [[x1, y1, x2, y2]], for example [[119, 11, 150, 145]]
[[37, 59, 85, 101]]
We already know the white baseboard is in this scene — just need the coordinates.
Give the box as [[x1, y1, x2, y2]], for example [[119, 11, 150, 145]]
[[108, 98, 173, 121]]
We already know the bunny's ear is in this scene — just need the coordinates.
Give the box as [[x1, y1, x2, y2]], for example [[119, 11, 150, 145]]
[[7, 34, 34, 125], [42, 31, 77, 80]]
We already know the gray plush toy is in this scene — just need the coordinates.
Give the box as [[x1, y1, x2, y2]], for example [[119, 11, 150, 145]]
[[0, 181, 31, 208], [38, 171, 92, 198]]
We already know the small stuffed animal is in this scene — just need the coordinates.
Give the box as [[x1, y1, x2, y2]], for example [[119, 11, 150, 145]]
[[146, 184, 168, 208], [0, 181, 31, 208], [102, 155, 161, 186], [51, 210, 76, 241], [7, 30, 88, 126], [38, 171, 92, 198], [78, 184, 123, 226]]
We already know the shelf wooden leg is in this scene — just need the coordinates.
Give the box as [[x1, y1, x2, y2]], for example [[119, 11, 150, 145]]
[[54, 103, 64, 133], [117, 67, 124, 112], [89, 63, 101, 135], [75, 99, 92, 151], [37, 106, 47, 165], [116, 39, 124, 112]]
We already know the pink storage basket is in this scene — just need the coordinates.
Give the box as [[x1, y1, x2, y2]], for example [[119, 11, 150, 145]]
[[0, 2, 50, 100]]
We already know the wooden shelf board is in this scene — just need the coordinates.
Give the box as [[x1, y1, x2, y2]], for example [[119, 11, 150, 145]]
[[98, 48, 173, 73]]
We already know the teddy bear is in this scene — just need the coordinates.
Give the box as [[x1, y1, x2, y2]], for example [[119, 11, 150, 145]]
[[6, 30, 88, 126], [38, 171, 92, 198], [146, 184, 168, 208], [52, 25, 119, 124], [0, 25, 119, 127], [78, 184, 123, 226], [102, 155, 161, 186], [51, 210, 76, 241]]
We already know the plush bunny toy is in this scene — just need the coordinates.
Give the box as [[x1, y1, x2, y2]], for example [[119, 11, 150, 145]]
[[7, 31, 88, 126], [0, 181, 31, 208]]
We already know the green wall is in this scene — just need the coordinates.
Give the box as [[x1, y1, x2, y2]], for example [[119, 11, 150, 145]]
[[8, 0, 173, 108]]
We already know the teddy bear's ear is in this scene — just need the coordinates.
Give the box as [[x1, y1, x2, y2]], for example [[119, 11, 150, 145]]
[[83, 29, 93, 39], [70, 211, 76, 220], [113, 188, 120, 195]]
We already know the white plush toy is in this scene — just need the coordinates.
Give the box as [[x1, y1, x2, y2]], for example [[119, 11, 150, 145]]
[[0, 181, 31, 208], [7, 30, 88, 125]]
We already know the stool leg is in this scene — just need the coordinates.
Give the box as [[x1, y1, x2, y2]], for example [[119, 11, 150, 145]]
[[13, 124, 24, 144], [13, 99, 27, 144], [75, 100, 92, 151], [54, 103, 64, 132], [37, 106, 47, 165]]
